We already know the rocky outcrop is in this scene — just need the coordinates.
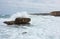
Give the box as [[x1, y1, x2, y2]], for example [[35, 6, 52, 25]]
[[50, 11, 60, 16], [14, 18, 31, 24], [3, 18, 31, 25]]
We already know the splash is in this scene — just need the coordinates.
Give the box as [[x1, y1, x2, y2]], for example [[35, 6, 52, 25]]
[[10, 11, 30, 21], [11, 12, 29, 17]]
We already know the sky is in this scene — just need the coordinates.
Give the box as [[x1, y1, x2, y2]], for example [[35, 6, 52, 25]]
[[0, 0, 60, 14]]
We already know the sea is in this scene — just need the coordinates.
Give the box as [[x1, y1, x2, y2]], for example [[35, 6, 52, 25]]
[[0, 12, 60, 39]]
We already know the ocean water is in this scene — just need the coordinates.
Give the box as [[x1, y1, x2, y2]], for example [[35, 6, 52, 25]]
[[0, 12, 60, 39]]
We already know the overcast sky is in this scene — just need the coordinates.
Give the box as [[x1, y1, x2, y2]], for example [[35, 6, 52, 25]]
[[0, 0, 60, 14]]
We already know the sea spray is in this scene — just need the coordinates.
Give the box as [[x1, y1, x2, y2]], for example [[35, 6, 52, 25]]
[[10, 11, 30, 21]]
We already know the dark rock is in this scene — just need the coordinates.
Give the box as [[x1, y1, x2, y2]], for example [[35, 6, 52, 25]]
[[14, 18, 31, 24], [50, 11, 60, 16], [3, 18, 31, 25]]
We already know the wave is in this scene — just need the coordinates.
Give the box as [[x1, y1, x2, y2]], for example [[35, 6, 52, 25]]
[[0, 11, 31, 19], [0, 11, 30, 18], [0, 14, 10, 18], [0, 12, 60, 39], [0, 11, 31, 25]]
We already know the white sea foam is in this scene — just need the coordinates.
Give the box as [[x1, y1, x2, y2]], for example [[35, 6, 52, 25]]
[[0, 13, 60, 39]]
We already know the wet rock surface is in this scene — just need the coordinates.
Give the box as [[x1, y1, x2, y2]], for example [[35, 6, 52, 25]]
[[3, 18, 31, 25], [15, 18, 31, 24]]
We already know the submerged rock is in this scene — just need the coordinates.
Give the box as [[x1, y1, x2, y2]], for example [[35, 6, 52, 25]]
[[22, 32, 27, 34], [3, 18, 31, 25]]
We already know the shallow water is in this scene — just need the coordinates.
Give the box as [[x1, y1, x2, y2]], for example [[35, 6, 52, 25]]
[[0, 14, 60, 39]]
